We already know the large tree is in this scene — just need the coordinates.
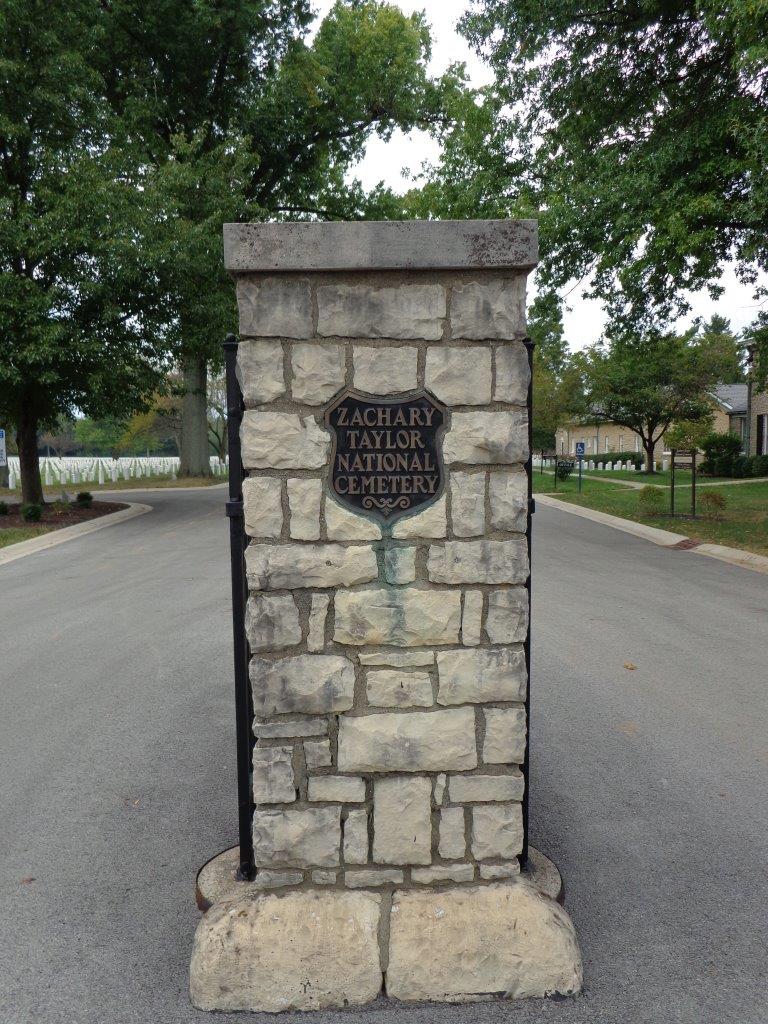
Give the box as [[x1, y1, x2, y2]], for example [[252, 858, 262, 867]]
[[0, 0, 167, 504], [421, 0, 768, 329], [581, 330, 735, 471], [98, 0, 446, 475]]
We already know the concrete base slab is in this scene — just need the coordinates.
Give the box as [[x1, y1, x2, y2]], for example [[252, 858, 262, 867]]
[[386, 880, 581, 1002], [191, 851, 580, 1011]]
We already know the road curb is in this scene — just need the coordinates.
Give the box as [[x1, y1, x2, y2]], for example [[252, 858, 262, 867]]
[[535, 494, 686, 546], [0, 502, 152, 567], [536, 494, 768, 574]]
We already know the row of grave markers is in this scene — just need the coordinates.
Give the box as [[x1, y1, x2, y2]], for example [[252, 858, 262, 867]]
[[3, 455, 228, 491]]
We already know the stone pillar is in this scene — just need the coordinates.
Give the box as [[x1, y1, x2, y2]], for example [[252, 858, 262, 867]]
[[190, 220, 581, 1012]]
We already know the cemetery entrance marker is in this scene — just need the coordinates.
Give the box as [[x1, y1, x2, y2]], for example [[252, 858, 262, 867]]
[[189, 220, 582, 1012]]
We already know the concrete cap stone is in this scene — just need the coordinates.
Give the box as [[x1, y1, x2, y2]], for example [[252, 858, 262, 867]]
[[223, 219, 538, 273]]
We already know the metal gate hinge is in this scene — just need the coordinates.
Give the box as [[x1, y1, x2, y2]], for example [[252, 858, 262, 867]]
[[529, 498, 536, 514], [225, 499, 243, 518]]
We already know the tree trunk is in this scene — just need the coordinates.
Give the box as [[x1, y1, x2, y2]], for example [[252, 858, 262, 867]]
[[16, 400, 44, 505], [179, 354, 212, 477], [643, 437, 655, 474]]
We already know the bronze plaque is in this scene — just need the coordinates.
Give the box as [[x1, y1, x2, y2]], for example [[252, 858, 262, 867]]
[[324, 388, 447, 526]]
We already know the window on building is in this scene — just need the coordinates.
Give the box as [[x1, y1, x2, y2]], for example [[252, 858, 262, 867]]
[[758, 415, 767, 456], [619, 436, 625, 451], [593, 435, 598, 453], [635, 436, 641, 452], [604, 436, 610, 453]]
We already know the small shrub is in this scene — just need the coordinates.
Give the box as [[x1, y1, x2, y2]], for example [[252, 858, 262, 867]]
[[731, 456, 749, 479], [638, 485, 666, 516], [51, 499, 71, 514], [75, 491, 93, 508], [0, 501, 8, 516], [21, 503, 42, 522], [555, 460, 574, 482], [701, 491, 726, 519], [701, 431, 742, 463], [753, 454, 768, 477]]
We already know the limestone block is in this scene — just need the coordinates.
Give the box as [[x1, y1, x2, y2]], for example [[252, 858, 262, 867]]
[[252, 745, 295, 804], [391, 494, 446, 539], [236, 340, 285, 406], [489, 470, 527, 533], [451, 278, 526, 340], [436, 647, 526, 705], [243, 477, 282, 539], [287, 477, 321, 540], [485, 588, 528, 644], [482, 707, 527, 765], [307, 593, 330, 652], [334, 586, 460, 647], [383, 545, 417, 584], [250, 653, 355, 716], [343, 809, 370, 865], [425, 346, 492, 406], [366, 669, 433, 709], [411, 864, 474, 884], [494, 341, 530, 405], [245, 593, 301, 651], [443, 411, 529, 465], [479, 862, 520, 880], [438, 806, 466, 860], [434, 773, 447, 805], [308, 775, 366, 803], [345, 869, 403, 887], [461, 591, 483, 646], [325, 498, 381, 540], [252, 869, 303, 889], [189, 889, 382, 1012], [236, 277, 313, 339], [241, 411, 329, 470], [337, 708, 477, 773], [304, 738, 332, 769], [449, 472, 486, 537], [312, 870, 337, 885], [253, 718, 328, 738], [246, 543, 377, 590], [471, 803, 523, 860], [385, 880, 582, 1001], [353, 346, 418, 394], [428, 539, 529, 585], [317, 283, 445, 340], [448, 772, 524, 803], [358, 651, 434, 667], [290, 343, 345, 404], [373, 776, 432, 865], [252, 806, 341, 868]]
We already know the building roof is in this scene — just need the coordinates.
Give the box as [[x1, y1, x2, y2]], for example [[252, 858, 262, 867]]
[[711, 384, 747, 414]]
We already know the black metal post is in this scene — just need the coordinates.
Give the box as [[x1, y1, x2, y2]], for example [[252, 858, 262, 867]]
[[670, 450, 676, 515], [223, 333, 256, 881], [522, 337, 534, 868], [578, 455, 583, 493], [691, 450, 697, 518]]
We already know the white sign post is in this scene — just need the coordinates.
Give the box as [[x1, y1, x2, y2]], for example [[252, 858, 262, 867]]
[[0, 429, 8, 489]]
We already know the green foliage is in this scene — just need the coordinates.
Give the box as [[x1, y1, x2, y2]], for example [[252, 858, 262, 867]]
[[666, 419, 715, 454], [554, 459, 574, 482], [73, 418, 127, 456], [702, 432, 744, 462], [75, 491, 93, 508], [452, 0, 768, 330], [581, 329, 733, 467], [20, 503, 42, 522], [701, 492, 727, 520], [638, 486, 666, 516]]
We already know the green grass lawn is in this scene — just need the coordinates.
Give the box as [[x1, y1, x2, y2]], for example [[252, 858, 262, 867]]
[[0, 525, 54, 549], [534, 475, 768, 557]]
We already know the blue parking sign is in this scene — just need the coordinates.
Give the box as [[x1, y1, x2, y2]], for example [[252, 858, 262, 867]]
[[575, 441, 585, 457]]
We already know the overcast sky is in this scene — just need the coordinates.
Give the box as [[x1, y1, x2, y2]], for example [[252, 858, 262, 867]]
[[311, 0, 764, 348]]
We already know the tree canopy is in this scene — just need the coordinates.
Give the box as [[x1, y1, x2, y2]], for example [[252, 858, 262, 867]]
[[420, 0, 768, 331]]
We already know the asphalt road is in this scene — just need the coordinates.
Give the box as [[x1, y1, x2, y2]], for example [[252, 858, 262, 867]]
[[1, 487, 766, 1024]]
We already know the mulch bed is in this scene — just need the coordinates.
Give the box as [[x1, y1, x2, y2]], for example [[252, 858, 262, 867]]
[[0, 500, 128, 530]]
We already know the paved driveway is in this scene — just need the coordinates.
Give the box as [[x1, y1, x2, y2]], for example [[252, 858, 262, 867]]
[[0, 488, 766, 1023]]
